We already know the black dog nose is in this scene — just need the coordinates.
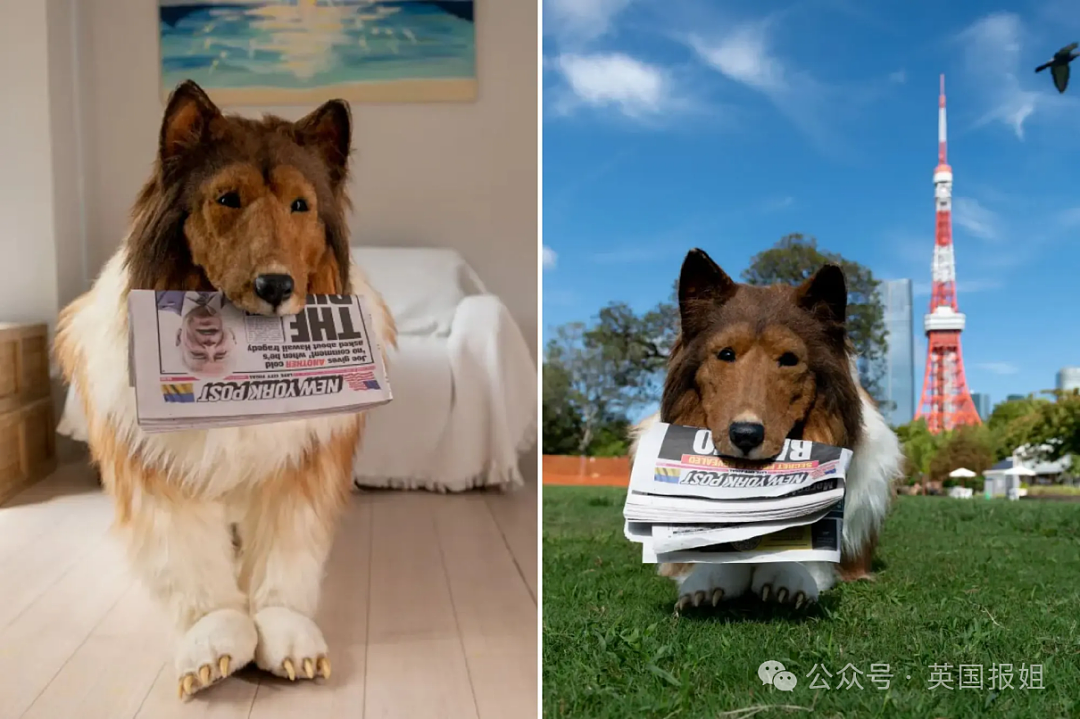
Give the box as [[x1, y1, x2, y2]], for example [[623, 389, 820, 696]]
[[253, 274, 294, 307], [729, 422, 766, 454]]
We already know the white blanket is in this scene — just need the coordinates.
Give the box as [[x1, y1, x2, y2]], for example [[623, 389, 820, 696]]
[[353, 294, 537, 492]]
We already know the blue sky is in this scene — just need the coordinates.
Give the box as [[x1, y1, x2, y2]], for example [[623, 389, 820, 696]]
[[541, 0, 1080, 414]]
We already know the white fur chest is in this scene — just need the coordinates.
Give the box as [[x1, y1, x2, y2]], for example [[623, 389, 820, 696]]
[[70, 251, 365, 496]]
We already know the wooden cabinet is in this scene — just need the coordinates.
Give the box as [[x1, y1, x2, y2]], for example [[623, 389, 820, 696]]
[[0, 323, 56, 504]]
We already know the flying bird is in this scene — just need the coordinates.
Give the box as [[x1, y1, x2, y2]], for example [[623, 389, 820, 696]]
[[1035, 42, 1079, 93]]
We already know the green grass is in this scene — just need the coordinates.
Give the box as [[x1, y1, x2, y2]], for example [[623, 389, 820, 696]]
[[1026, 485, 1080, 497], [543, 489, 1080, 719]]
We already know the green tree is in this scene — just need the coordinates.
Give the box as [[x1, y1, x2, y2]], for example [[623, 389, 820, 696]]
[[895, 418, 944, 483], [588, 416, 632, 457], [987, 395, 1050, 431], [580, 291, 678, 404], [742, 234, 888, 400], [929, 424, 996, 483], [542, 360, 632, 456], [1002, 389, 1080, 471], [543, 323, 636, 455], [986, 395, 1053, 460], [541, 361, 583, 455]]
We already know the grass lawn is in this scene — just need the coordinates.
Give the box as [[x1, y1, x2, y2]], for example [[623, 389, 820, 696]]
[[543, 488, 1080, 718]]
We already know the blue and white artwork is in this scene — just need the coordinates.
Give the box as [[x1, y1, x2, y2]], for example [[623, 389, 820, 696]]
[[159, 0, 476, 104]]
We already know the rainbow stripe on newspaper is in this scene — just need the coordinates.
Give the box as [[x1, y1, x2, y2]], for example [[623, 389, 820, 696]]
[[161, 382, 195, 403]]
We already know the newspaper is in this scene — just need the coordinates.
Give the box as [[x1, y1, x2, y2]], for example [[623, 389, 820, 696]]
[[128, 290, 392, 432], [623, 422, 850, 564]]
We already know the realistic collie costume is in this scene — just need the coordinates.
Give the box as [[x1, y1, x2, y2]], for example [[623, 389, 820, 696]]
[[632, 249, 903, 610], [54, 81, 395, 699]]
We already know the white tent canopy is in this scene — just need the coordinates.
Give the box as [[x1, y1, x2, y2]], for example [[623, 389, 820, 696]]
[[949, 468, 977, 478]]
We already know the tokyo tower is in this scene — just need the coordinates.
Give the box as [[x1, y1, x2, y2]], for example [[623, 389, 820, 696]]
[[914, 75, 981, 433]]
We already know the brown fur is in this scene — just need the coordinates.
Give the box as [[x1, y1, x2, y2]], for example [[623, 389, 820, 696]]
[[51, 81, 380, 534], [658, 249, 865, 580], [123, 80, 353, 314], [53, 80, 367, 506], [838, 531, 877, 581], [50, 85, 395, 690], [57, 347, 361, 531]]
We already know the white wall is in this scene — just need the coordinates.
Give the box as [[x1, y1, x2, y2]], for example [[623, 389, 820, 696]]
[[76, 0, 538, 357], [0, 0, 85, 316], [0, 2, 59, 326], [0, 0, 85, 460]]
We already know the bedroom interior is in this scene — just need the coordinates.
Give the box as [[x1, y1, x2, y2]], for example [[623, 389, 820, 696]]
[[0, 0, 538, 717]]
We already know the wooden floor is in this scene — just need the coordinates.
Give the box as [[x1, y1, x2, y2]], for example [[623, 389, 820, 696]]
[[0, 461, 537, 719]]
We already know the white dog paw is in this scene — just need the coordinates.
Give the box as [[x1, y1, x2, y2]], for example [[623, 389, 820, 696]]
[[675, 564, 752, 611], [175, 608, 258, 700], [253, 606, 331, 681], [751, 563, 820, 609]]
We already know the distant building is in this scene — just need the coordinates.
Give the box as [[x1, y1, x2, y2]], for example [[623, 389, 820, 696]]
[[1057, 367, 1080, 392], [1006, 394, 1026, 402], [971, 392, 991, 420], [881, 279, 915, 427]]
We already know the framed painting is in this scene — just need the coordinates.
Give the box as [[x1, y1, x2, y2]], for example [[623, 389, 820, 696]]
[[158, 0, 477, 105]]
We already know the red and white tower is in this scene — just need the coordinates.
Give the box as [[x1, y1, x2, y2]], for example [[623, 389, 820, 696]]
[[915, 75, 981, 433]]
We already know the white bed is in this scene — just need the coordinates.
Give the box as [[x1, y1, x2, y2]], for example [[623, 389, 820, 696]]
[[56, 246, 537, 492]]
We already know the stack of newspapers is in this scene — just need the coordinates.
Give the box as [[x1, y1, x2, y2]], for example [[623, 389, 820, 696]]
[[127, 290, 392, 432], [623, 422, 850, 565]]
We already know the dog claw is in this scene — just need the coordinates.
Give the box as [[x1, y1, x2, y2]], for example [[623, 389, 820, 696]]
[[181, 674, 196, 697], [795, 592, 806, 610], [711, 588, 724, 606], [777, 588, 789, 604], [303, 658, 315, 679], [675, 596, 690, 612], [220, 655, 231, 677], [283, 658, 296, 681], [199, 665, 211, 686], [692, 591, 705, 607], [761, 584, 771, 602], [317, 656, 331, 679]]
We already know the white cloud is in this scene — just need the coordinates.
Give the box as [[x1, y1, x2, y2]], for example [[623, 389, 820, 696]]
[[953, 197, 1002, 242], [544, 0, 634, 45], [542, 245, 558, 270], [553, 53, 669, 118], [1056, 206, 1080, 228], [889, 69, 907, 84], [686, 19, 838, 150], [955, 13, 1055, 140], [760, 195, 794, 211], [689, 21, 786, 93], [975, 361, 1020, 376]]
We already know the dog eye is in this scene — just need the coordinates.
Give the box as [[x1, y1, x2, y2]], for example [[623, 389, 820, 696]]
[[717, 347, 736, 362], [778, 352, 799, 367], [216, 191, 241, 208], [291, 198, 309, 213]]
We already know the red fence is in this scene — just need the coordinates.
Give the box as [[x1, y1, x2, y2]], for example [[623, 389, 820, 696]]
[[542, 455, 631, 486]]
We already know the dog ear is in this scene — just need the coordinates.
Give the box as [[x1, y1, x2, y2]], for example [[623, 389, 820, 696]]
[[678, 248, 736, 338], [796, 264, 847, 324], [160, 81, 222, 165], [295, 99, 352, 187]]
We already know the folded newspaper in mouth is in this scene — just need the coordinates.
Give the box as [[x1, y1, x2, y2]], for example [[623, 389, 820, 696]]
[[623, 422, 850, 564], [128, 290, 392, 432]]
